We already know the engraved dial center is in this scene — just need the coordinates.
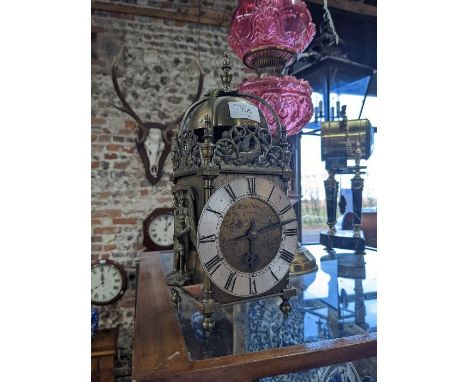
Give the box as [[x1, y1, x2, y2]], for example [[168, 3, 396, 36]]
[[219, 198, 281, 273]]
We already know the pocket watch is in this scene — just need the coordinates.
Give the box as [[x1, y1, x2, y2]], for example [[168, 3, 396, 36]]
[[143, 207, 174, 251], [197, 176, 298, 297], [91, 259, 128, 305]]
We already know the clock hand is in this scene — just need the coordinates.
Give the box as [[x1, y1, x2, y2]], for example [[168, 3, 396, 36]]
[[256, 218, 297, 235], [243, 230, 257, 269], [228, 218, 296, 242], [227, 220, 257, 242], [228, 235, 248, 242]]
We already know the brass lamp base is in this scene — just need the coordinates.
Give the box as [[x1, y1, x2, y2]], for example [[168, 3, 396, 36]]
[[289, 245, 318, 276]]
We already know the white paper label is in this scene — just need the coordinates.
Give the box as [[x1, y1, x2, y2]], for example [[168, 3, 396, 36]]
[[228, 102, 261, 123]]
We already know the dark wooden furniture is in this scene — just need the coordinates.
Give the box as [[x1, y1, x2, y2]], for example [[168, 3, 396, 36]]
[[342, 211, 377, 248], [92, 327, 118, 382], [133, 247, 377, 381]]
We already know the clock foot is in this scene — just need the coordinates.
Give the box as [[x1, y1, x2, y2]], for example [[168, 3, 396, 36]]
[[279, 297, 292, 317], [171, 288, 181, 307], [321, 247, 336, 262], [202, 313, 215, 332]]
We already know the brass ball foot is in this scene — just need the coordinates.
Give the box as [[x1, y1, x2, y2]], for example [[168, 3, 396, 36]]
[[202, 314, 215, 332], [171, 288, 181, 307]]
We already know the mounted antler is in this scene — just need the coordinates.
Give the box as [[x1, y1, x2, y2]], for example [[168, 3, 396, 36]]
[[110, 45, 205, 185], [111, 46, 147, 141]]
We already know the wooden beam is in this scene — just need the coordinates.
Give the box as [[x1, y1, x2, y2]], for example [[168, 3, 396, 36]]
[[91, 1, 376, 27], [91, 1, 231, 27], [305, 0, 376, 17]]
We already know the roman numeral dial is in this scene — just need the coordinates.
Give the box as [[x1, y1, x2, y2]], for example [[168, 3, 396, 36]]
[[197, 176, 297, 297], [249, 277, 257, 294], [224, 184, 237, 202], [204, 255, 222, 275], [280, 249, 295, 263], [284, 228, 298, 236], [199, 234, 217, 243], [224, 272, 237, 292], [247, 177, 256, 195], [279, 205, 293, 216]]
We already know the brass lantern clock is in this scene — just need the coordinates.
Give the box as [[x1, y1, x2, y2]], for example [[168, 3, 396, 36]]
[[167, 54, 298, 330]]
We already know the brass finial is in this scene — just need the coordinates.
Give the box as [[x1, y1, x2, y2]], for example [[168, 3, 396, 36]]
[[354, 140, 362, 170], [220, 52, 233, 91], [203, 115, 213, 140], [201, 115, 215, 166]]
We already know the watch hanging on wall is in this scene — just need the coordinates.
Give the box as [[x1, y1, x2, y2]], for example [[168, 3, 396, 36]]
[[143, 207, 174, 251], [91, 259, 128, 306]]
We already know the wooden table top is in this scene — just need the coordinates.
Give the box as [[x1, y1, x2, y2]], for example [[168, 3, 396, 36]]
[[133, 248, 377, 381]]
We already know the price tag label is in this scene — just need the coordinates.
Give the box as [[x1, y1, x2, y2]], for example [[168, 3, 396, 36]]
[[228, 102, 261, 123]]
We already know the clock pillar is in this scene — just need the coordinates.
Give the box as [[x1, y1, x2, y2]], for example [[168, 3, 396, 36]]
[[351, 141, 365, 254], [200, 114, 218, 331], [323, 170, 339, 258]]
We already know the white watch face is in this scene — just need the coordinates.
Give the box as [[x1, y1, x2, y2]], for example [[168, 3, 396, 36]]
[[149, 214, 174, 246], [197, 177, 298, 297], [91, 262, 124, 304]]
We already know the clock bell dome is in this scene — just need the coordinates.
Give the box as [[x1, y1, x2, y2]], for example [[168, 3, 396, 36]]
[[172, 54, 291, 175], [182, 94, 269, 135]]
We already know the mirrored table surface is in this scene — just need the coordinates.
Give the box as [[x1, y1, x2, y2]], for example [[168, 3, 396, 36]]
[[159, 245, 377, 361]]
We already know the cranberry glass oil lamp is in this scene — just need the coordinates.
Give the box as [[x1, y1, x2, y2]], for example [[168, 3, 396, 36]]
[[228, 0, 316, 136]]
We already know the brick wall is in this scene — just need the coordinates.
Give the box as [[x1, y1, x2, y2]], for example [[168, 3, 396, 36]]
[[91, 1, 251, 379]]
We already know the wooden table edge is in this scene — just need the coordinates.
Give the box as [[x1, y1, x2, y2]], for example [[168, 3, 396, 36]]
[[133, 253, 191, 378], [133, 252, 377, 382]]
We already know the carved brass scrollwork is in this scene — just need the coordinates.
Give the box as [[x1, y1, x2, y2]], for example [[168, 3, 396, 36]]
[[212, 123, 287, 168], [172, 129, 201, 172]]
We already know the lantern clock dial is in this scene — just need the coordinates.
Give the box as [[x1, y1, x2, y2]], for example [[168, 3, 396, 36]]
[[197, 177, 298, 297], [91, 259, 128, 306]]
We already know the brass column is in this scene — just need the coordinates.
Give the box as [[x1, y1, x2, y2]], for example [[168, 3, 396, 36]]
[[324, 170, 339, 235], [200, 114, 217, 331], [351, 141, 364, 252]]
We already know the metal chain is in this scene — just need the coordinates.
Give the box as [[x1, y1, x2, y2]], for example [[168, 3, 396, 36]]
[[323, 0, 340, 45]]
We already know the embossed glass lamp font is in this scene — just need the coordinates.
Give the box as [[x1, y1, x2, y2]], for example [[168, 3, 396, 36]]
[[228, 0, 316, 136]]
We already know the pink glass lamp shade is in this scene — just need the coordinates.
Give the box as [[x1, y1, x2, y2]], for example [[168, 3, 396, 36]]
[[239, 75, 313, 136], [228, 0, 316, 71]]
